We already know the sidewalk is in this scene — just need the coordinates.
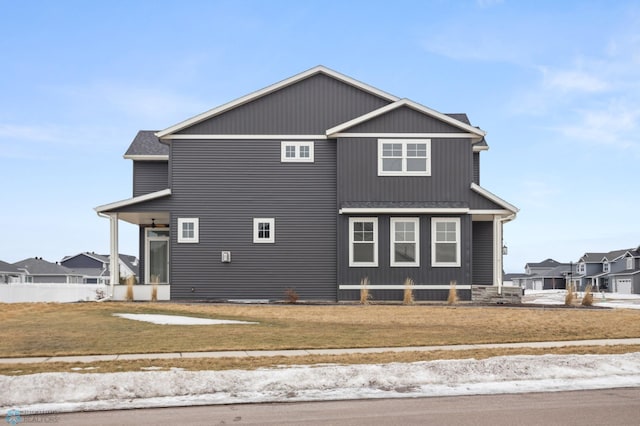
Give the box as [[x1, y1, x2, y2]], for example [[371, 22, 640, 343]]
[[2, 338, 640, 364]]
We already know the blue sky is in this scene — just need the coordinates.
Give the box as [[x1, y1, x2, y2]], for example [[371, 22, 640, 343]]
[[2, 0, 639, 272]]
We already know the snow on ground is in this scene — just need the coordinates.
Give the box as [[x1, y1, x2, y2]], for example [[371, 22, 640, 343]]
[[2, 290, 640, 414], [112, 313, 258, 325], [2, 352, 640, 414]]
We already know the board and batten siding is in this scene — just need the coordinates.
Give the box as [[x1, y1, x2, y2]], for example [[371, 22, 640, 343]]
[[472, 221, 493, 285], [176, 74, 391, 135], [337, 214, 473, 301], [168, 139, 337, 300], [133, 161, 169, 197]]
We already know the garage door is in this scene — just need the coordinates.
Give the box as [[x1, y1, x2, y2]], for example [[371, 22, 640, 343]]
[[616, 278, 633, 294]]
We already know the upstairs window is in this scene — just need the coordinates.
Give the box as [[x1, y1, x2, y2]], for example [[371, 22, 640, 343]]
[[177, 218, 199, 243], [603, 261, 610, 273], [281, 141, 314, 163], [378, 139, 430, 176], [627, 257, 634, 270], [577, 263, 585, 274], [349, 217, 378, 267], [432, 218, 460, 267], [253, 218, 275, 243]]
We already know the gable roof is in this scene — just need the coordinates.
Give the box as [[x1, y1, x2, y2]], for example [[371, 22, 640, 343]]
[[13, 258, 81, 276], [525, 258, 561, 268], [325, 98, 486, 140], [0, 260, 21, 274], [156, 66, 400, 139], [470, 183, 519, 213]]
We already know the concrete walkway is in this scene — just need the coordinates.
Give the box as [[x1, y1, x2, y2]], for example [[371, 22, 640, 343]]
[[2, 338, 640, 364]]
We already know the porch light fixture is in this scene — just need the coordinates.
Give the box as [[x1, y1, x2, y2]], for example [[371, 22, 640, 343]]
[[502, 244, 508, 255], [151, 218, 156, 228]]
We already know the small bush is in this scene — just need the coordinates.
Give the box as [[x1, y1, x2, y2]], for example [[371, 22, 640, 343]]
[[285, 288, 299, 304], [565, 283, 574, 306], [360, 277, 372, 305], [447, 280, 458, 305], [125, 276, 135, 302], [151, 275, 159, 303], [403, 277, 415, 305], [582, 284, 593, 306]]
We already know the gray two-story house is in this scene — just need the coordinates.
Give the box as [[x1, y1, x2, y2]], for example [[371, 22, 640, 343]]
[[96, 66, 518, 301]]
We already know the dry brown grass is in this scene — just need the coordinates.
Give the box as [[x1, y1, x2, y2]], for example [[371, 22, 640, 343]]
[[3, 344, 640, 376], [2, 302, 640, 360]]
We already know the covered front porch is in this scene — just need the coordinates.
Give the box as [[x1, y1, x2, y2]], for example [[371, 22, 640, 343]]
[[94, 189, 172, 300]]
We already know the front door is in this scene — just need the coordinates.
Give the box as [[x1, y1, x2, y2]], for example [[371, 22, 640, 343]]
[[145, 228, 169, 284]]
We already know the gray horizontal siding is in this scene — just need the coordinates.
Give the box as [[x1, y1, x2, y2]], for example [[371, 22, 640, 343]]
[[337, 215, 472, 300], [177, 74, 391, 135], [168, 139, 337, 300], [133, 161, 169, 197], [337, 137, 473, 204], [338, 289, 471, 302]]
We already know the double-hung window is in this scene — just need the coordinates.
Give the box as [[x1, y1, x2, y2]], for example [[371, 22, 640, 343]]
[[281, 141, 314, 162], [378, 139, 430, 176], [431, 218, 460, 267], [349, 217, 378, 267], [177, 218, 199, 243], [253, 218, 275, 243], [390, 218, 419, 267]]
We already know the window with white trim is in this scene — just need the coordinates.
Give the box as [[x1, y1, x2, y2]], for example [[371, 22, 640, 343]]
[[390, 217, 420, 267], [431, 218, 460, 267], [627, 257, 634, 270], [177, 218, 199, 243], [603, 261, 610, 273], [253, 218, 275, 243], [378, 139, 430, 176], [281, 141, 314, 162], [577, 263, 585, 274], [349, 217, 378, 267]]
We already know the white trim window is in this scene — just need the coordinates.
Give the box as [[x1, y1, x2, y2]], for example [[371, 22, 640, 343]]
[[390, 217, 420, 267], [349, 217, 378, 267], [177, 218, 199, 243], [431, 217, 460, 267], [281, 141, 314, 162], [378, 139, 430, 176], [253, 218, 275, 243], [627, 257, 634, 270], [577, 263, 586, 274], [603, 261, 610, 273]]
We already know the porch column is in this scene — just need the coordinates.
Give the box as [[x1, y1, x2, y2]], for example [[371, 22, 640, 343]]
[[109, 213, 120, 296], [493, 215, 503, 293]]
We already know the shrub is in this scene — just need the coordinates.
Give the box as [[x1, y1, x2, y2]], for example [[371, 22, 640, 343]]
[[403, 277, 415, 305], [447, 280, 458, 305], [565, 283, 574, 306], [285, 288, 299, 304], [360, 277, 372, 305], [125, 276, 135, 302], [582, 284, 594, 306]]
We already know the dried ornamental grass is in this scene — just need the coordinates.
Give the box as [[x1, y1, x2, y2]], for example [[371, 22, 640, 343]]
[[582, 284, 594, 306], [403, 277, 415, 305], [360, 277, 372, 305], [447, 280, 458, 305]]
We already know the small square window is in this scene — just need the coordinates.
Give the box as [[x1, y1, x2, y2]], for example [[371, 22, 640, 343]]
[[253, 218, 275, 243], [177, 218, 199, 243], [281, 141, 314, 163]]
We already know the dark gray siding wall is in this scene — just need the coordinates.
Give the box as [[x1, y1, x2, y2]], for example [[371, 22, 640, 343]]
[[177, 74, 391, 135], [337, 214, 472, 301], [169, 139, 337, 300], [133, 161, 169, 197], [473, 152, 480, 184], [338, 137, 473, 203], [472, 221, 493, 285], [346, 106, 466, 133]]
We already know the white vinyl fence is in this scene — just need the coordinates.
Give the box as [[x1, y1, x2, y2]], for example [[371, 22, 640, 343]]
[[0, 283, 170, 303]]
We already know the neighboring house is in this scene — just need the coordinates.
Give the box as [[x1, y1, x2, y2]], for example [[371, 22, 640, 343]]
[[13, 258, 83, 284], [607, 247, 640, 294], [95, 66, 518, 301], [0, 260, 23, 283], [511, 259, 571, 291], [60, 252, 139, 284]]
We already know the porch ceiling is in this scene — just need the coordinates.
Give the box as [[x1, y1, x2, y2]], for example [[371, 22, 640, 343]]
[[116, 212, 170, 226]]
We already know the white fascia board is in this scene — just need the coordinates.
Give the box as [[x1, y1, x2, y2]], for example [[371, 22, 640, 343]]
[[339, 207, 470, 214], [339, 284, 472, 290], [469, 209, 515, 216], [470, 183, 519, 214], [326, 98, 486, 139], [331, 132, 478, 139], [94, 188, 171, 213], [156, 65, 399, 139], [163, 134, 327, 140], [123, 155, 169, 161]]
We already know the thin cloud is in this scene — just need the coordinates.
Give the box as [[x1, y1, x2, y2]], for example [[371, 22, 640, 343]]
[[540, 67, 609, 94]]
